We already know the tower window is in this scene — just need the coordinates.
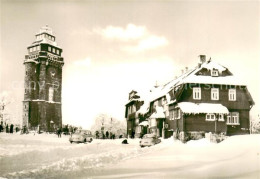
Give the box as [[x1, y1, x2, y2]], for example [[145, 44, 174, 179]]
[[49, 87, 54, 102]]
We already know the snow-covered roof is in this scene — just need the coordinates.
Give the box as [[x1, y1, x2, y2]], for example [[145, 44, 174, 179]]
[[144, 60, 246, 104], [149, 106, 165, 118], [177, 102, 229, 114], [127, 59, 250, 118], [201, 61, 226, 73], [136, 101, 150, 115], [24, 59, 39, 64]]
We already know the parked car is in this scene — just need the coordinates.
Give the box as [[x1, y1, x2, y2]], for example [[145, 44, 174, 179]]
[[140, 134, 161, 147], [69, 130, 93, 144]]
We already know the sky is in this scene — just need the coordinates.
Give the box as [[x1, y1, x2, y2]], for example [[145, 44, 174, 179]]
[[0, 0, 259, 129]]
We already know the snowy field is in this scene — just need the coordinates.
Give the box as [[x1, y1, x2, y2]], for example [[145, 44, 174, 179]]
[[0, 133, 259, 179]]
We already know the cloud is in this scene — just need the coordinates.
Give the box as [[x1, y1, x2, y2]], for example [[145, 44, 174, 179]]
[[93, 24, 146, 41], [123, 35, 168, 52], [93, 24, 169, 52], [73, 57, 91, 67]]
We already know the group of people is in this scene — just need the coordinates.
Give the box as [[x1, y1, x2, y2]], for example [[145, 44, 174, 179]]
[[0, 123, 19, 133], [95, 130, 117, 139]]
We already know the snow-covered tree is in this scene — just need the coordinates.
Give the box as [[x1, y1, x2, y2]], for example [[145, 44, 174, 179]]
[[250, 115, 260, 134], [0, 91, 13, 125], [91, 113, 126, 138]]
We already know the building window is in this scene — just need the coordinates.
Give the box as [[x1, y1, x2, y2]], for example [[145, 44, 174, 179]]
[[211, 69, 219, 76], [36, 46, 40, 51], [169, 110, 174, 120], [52, 48, 56, 53], [229, 89, 236, 101], [26, 71, 28, 75], [48, 46, 51, 52], [24, 105, 26, 109], [206, 113, 216, 121], [218, 114, 224, 121], [193, 87, 201, 100], [211, 88, 219, 100], [174, 108, 181, 119], [48, 87, 54, 102], [227, 112, 239, 125], [25, 89, 27, 94], [56, 49, 60, 55]]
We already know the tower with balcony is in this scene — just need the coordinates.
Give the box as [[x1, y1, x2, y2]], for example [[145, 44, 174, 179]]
[[23, 25, 64, 132]]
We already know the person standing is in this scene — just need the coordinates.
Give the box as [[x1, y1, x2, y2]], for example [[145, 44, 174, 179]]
[[6, 124, 9, 133], [57, 127, 62, 138], [10, 124, 14, 133], [105, 131, 109, 139]]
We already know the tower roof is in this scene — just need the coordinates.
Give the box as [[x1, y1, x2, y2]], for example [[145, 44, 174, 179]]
[[28, 25, 60, 48]]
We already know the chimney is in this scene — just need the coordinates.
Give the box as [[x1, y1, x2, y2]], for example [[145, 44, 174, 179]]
[[199, 55, 206, 64]]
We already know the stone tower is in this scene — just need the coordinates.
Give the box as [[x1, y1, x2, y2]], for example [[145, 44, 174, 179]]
[[23, 25, 64, 132]]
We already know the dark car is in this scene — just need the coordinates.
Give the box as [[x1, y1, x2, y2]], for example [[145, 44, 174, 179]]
[[69, 130, 93, 144], [140, 134, 161, 147]]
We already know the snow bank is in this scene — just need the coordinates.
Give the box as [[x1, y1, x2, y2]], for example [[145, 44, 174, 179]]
[[1, 133, 259, 179]]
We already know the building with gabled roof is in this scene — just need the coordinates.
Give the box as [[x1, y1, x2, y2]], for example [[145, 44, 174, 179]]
[[125, 55, 254, 141]]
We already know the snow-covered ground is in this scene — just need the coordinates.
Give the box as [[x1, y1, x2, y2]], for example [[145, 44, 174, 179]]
[[0, 133, 259, 179]]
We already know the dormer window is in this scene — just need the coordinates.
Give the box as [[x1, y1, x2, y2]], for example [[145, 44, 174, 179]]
[[211, 69, 219, 76]]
